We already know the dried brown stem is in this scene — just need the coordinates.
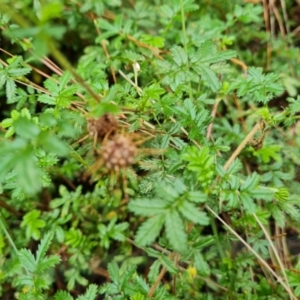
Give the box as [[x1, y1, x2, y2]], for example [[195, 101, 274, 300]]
[[91, 15, 117, 83], [223, 121, 261, 170], [230, 58, 248, 71], [147, 266, 167, 298], [205, 205, 297, 300], [127, 35, 164, 59], [206, 99, 220, 139]]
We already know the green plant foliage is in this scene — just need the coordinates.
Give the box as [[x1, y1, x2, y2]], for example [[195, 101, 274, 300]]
[[158, 42, 236, 93], [230, 67, 284, 104], [21, 209, 46, 240], [0, 56, 31, 103], [38, 72, 79, 108], [129, 180, 209, 253], [54, 284, 98, 300], [1, 0, 300, 299], [98, 217, 129, 249], [182, 146, 216, 186], [15, 232, 60, 299]]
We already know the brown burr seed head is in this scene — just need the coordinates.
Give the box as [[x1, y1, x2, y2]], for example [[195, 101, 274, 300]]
[[101, 135, 137, 171], [87, 114, 118, 140]]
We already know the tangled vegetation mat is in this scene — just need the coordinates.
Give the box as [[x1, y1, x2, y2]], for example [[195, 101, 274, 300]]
[[1, 1, 300, 299]]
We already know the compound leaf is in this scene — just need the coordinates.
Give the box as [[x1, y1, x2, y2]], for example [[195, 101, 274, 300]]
[[135, 215, 165, 247], [54, 291, 74, 300], [18, 249, 36, 273], [128, 198, 167, 216], [178, 201, 209, 225], [107, 261, 120, 284], [165, 210, 187, 253], [193, 64, 220, 92], [77, 284, 98, 300], [171, 46, 188, 67]]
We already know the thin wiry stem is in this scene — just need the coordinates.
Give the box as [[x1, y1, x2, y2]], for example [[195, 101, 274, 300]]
[[205, 205, 297, 300], [47, 40, 103, 103], [253, 213, 293, 297], [180, 0, 193, 100], [280, 0, 290, 36], [223, 121, 261, 170], [0, 212, 19, 256], [147, 266, 167, 298]]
